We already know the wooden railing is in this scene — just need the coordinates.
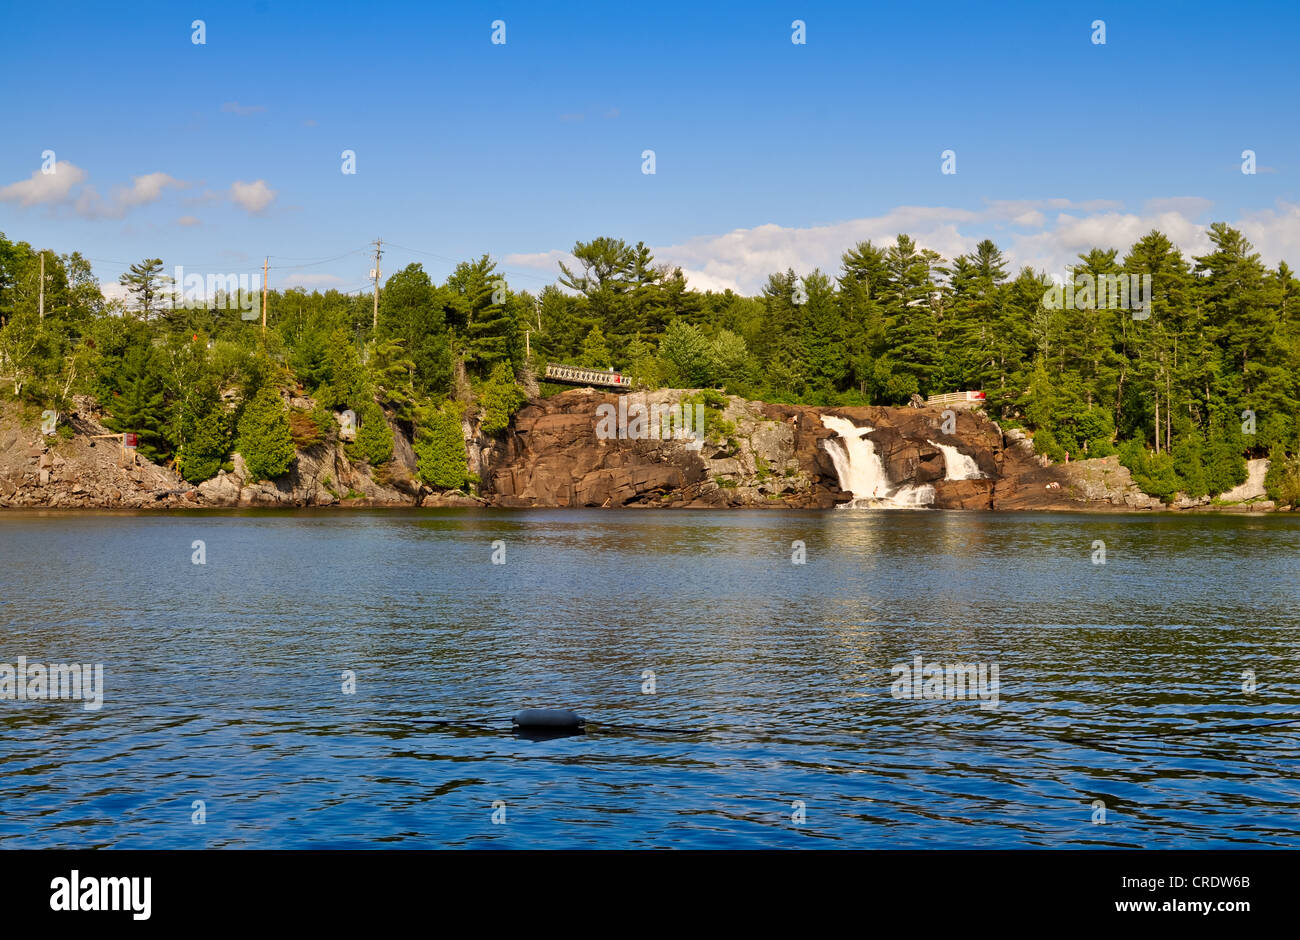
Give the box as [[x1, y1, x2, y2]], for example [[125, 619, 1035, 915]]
[[925, 390, 986, 407], [544, 363, 634, 388]]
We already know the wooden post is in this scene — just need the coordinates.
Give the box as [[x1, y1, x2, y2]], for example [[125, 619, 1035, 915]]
[[261, 256, 268, 335]]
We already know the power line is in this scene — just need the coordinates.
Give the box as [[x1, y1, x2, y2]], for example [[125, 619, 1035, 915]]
[[269, 247, 370, 269]]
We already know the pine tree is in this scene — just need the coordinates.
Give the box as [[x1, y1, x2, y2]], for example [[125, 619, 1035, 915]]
[[414, 401, 468, 490], [104, 344, 167, 459], [118, 258, 169, 320], [579, 324, 612, 368]]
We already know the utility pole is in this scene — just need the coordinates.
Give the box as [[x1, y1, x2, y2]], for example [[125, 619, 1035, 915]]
[[261, 256, 269, 335], [38, 251, 45, 320], [370, 238, 383, 330]]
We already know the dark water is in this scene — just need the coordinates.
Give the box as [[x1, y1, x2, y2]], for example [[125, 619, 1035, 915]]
[[0, 509, 1297, 848]]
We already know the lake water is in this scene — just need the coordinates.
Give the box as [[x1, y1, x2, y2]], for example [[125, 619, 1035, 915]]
[[0, 509, 1297, 848]]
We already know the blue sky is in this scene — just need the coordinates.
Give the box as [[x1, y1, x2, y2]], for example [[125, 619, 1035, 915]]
[[2, 0, 1297, 295]]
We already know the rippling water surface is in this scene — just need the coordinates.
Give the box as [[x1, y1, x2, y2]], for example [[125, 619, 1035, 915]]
[[1, 509, 1297, 848]]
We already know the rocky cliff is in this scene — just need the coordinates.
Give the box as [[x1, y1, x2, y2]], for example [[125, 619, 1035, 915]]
[[0, 396, 479, 510], [0, 390, 1282, 512], [481, 388, 1193, 511]]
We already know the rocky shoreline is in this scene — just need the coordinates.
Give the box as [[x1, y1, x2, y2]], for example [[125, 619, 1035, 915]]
[[0, 391, 1284, 513]]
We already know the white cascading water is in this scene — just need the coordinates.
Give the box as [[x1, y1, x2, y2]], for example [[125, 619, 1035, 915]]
[[820, 415, 934, 508], [927, 440, 984, 481]]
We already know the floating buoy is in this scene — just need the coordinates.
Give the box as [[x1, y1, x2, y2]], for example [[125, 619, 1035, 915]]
[[512, 708, 585, 731]]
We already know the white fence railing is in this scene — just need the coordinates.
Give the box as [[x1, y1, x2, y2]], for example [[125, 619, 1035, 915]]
[[544, 363, 633, 388], [925, 390, 986, 407]]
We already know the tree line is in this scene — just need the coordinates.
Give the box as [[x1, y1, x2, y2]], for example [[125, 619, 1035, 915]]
[[1, 224, 1297, 503]]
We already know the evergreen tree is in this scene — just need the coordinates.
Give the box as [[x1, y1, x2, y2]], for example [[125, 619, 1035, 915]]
[[177, 405, 231, 483], [104, 344, 167, 459], [579, 324, 612, 368], [414, 400, 469, 490], [236, 386, 296, 481]]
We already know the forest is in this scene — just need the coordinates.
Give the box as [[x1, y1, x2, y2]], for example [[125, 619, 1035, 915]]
[[1, 223, 1297, 503]]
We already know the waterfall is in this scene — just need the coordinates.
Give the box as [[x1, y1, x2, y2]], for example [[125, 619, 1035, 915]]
[[928, 440, 984, 481], [820, 415, 934, 508]]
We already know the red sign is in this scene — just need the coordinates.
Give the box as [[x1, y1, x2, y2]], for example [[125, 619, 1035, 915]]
[[968, 390, 986, 401], [123, 433, 139, 448]]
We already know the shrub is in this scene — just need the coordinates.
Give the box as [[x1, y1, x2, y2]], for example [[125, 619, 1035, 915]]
[[310, 403, 336, 440], [1264, 445, 1300, 506], [1276, 457, 1300, 508], [348, 400, 394, 466], [288, 409, 324, 448], [658, 320, 712, 387], [1032, 426, 1067, 463], [1171, 434, 1209, 499], [1118, 439, 1180, 503], [478, 362, 526, 436], [1203, 432, 1247, 496], [177, 406, 231, 483], [414, 400, 469, 490], [236, 386, 296, 481]]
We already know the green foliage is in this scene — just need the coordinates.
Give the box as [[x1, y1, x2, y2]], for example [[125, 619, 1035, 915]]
[[658, 319, 712, 387], [1118, 440, 1181, 504], [683, 390, 734, 444], [1032, 426, 1067, 463], [478, 361, 526, 436], [1202, 430, 1248, 496], [346, 401, 394, 466], [707, 329, 751, 391], [579, 325, 611, 369], [177, 405, 231, 483], [309, 403, 336, 439], [414, 400, 469, 490], [103, 344, 167, 460], [1264, 447, 1300, 507], [3, 224, 1298, 514], [236, 386, 296, 481]]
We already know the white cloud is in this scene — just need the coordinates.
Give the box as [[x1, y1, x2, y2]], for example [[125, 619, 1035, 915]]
[[99, 282, 131, 305], [0, 162, 89, 207], [1, 162, 190, 219], [1238, 202, 1300, 269], [176, 215, 201, 227], [229, 179, 276, 213], [113, 172, 185, 208], [72, 172, 186, 219], [507, 198, 1300, 294], [503, 248, 577, 273]]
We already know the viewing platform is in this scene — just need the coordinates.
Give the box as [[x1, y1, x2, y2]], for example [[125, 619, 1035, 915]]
[[925, 390, 986, 408], [544, 363, 634, 389]]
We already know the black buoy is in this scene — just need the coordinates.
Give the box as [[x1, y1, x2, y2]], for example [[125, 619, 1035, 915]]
[[512, 708, 585, 731]]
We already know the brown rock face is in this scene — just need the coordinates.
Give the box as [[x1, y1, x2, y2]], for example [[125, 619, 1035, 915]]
[[489, 391, 709, 507], [865, 427, 945, 484], [484, 392, 1021, 510], [933, 478, 994, 510]]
